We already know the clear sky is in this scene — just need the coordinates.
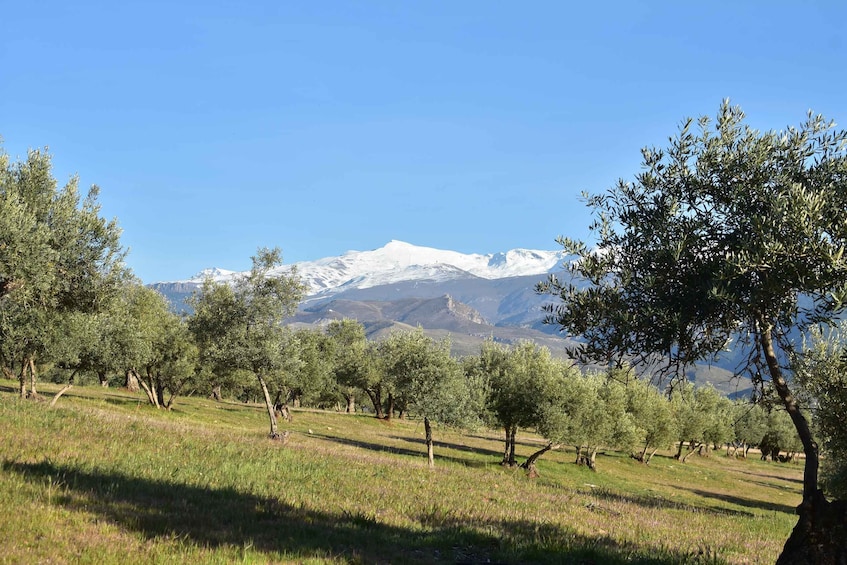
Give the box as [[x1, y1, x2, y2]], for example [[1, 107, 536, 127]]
[[3, 1, 846, 283]]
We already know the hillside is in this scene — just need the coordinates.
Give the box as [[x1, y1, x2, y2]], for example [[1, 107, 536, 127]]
[[0, 379, 801, 564]]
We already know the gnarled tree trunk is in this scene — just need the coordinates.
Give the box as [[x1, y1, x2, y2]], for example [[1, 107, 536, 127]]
[[365, 388, 384, 419], [521, 442, 557, 476], [124, 369, 140, 392], [344, 392, 355, 413]]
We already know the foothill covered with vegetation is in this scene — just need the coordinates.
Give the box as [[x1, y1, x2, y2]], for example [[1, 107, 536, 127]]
[[2, 101, 847, 563]]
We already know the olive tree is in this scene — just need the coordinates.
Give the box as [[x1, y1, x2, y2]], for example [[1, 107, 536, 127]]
[[731, 400, 769, 458], [534, 371, 639, 472], [325, 318, 372, 413], [188, 248, 306, 439], [471, 339, 565, 467], [539, 101, 847, 561], [625, 376, 677, 464], [0, 145, 126, 397], [376, 328, 479, 467]]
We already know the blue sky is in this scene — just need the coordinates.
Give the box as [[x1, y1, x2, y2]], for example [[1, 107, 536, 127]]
[[3, 1, 846, 283]]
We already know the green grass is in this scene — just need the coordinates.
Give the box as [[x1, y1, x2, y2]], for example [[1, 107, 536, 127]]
[[0, 380, 800, 564]]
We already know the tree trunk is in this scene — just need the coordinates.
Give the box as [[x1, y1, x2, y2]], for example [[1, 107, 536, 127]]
[[344, 393, 355, 413], [508, 425, 517, 466], [501, 425, 518, 466], [681, 442, 701, 463], [98, 370, 109, 388], [155, 380, 166, 407], [49, 370, 78, 408], [645, 447, 659, 465], [124, 370, 140, 392], [257, 373, 280, 439], [385, 392, 395, 421], [633, 442, 650, 463], [365, 388, 384, 419], [588, 447, 598, 471], [521, 442, 557, 476], [273, 390, 293, 423], [137, 371, 159, 408], [674, 440, 684, 460], [210, 384, 222, 402], [424, 416, 434, 468], [18, 358, 26, 399], [758, 326, 842, 563], [759, 326, 818, 501], [28, 358, 38, 398]]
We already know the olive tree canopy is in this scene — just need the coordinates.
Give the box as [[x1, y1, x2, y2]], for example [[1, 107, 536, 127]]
[[539, 101, 847, 562]]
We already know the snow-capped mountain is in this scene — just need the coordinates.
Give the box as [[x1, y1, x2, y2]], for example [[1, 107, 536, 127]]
[[177, 240, 569, 300]]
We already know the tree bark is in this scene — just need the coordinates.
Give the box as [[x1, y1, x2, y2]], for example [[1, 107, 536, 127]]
[[507, 425, 517, 466], [257, 373, 280, 439], [137, 372, 159, 408], [759, 326, 818, 501], [365, 388, 384, 419], [28, 358, 38, 398], [273, 390, 293, 423], [98, 370, 109, 388], [758, 325, 840, 563], [424, 416, 435, 468], [633, 442, 650, 463], [155, 379, 166, 407], [50, 370, 78, 408], [124, 370, 140, 392], [681, 442, 701, 463], [210, 384, 222, 402], [521, 442, 557, 475], [344, 393, 355, 413], [18, 358, 26, 399], [385, 392, 395, 420], [645, 447, 659, 464]]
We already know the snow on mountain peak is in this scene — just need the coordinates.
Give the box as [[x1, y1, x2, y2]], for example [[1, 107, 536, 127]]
[[186, 267, 239, 282], [180, 241, 568, 298]]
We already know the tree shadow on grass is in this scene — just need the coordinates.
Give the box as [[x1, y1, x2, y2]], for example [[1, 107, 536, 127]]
[[389, 435, 506, 461], [309, 433, 492, 469], [731, 466, 804, 485], [675, 485, 797, 515], [4, 458, 695, 564], [588, 487, 757, 519]]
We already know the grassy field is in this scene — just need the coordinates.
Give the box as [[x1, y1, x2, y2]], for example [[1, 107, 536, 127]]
[[0, 379, 801, 564]]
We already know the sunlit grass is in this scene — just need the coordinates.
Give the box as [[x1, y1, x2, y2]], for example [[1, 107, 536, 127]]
[[0, 378, 800, 563]]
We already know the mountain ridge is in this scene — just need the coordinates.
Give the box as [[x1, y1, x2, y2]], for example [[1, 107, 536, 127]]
[[148, 240, 750, 398], [168, 240, 570, 302]]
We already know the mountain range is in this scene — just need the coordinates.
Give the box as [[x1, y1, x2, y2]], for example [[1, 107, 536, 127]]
[[150, 240, 750, 397]]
